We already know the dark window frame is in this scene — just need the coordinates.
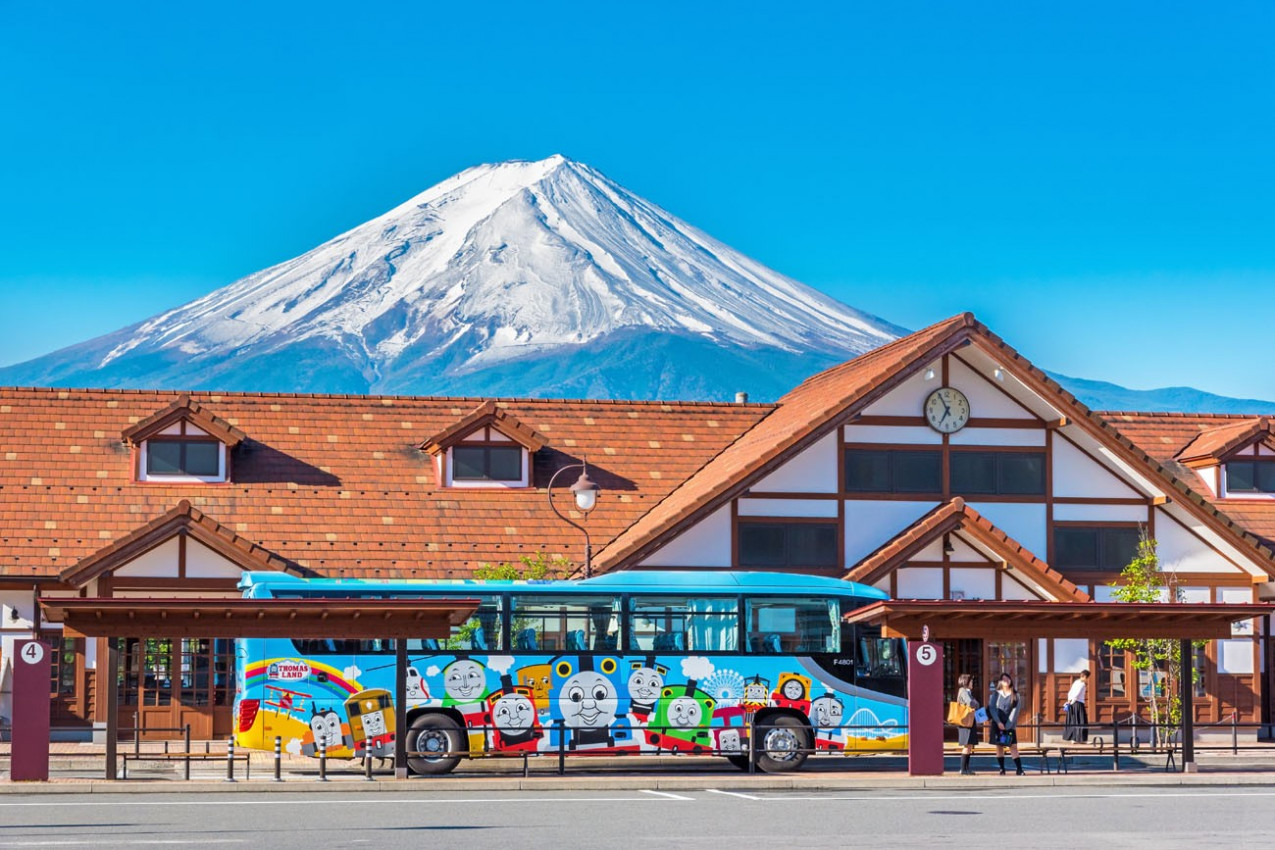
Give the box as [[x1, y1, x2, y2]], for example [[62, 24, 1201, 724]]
[[949, 449, 1046, 496], [1053, 525, 1142, 570], [1224, 460, 1275, 495], [738, 520, 840, 569], [144, 437, 223, 478], [451, 444, 525, 483], [843, 448, 943, 494]]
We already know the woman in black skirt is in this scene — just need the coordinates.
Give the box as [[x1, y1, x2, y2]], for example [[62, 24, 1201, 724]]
[[956, 673, 980, 775], [989, 672, 1023, 775]]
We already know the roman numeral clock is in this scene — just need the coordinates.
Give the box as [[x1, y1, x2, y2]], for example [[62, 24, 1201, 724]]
[[924, 386, 970, 434]]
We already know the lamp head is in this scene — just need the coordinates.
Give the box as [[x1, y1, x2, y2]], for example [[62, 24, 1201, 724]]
[[570, 467, 600, 512]]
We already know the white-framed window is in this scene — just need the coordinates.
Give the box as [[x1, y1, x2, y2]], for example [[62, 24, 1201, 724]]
[[444, 443, 529, 488], [138, 437, 227, 483], [1222, 460, 1275, 499]]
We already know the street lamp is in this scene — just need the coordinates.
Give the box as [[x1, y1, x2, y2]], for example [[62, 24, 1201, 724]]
[[547, 459, 601, 578]]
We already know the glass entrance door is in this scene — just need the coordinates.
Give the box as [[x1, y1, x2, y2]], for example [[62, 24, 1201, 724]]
[[120, 638, 235, 739], [942, 639, 982, 741], [986, 640, 1033, 741]]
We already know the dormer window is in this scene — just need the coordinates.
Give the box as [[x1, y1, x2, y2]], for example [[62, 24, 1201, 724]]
[[421, 401, 547, 489], [1225, 461, 1275, 495], [123, 395, 245, 485]]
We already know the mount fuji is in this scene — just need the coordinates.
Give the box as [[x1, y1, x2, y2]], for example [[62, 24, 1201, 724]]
[[0, 156, 905, 401]]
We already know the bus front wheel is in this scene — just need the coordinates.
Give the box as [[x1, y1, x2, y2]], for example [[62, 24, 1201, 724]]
[[755, 716, 810, 773], [406, 714, 464, 776]]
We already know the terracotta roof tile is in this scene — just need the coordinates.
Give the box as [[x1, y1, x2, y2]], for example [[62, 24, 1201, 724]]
[[845, 498, 1090, 603], [0, 389, 770, 581]]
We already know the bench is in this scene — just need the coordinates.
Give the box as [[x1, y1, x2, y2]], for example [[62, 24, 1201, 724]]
[[121, 752, 252, 780]]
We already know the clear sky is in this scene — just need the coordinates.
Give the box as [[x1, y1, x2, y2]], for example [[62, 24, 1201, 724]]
[[2, 1, 1272, 399]]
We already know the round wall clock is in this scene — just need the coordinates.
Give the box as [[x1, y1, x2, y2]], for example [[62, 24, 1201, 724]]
[[924, 386, 971, 433]]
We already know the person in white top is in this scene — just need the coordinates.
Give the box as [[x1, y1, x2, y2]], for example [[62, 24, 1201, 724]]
[[1063, 669, 1090, 743]]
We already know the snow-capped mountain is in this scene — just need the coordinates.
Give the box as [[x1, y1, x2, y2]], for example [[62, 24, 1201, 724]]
[[0, 156, 905, 400]]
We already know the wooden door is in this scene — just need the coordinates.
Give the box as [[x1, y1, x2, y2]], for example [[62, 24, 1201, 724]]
[[986, 639, 1034, 741], [942, 639, 982, 741], [120, 638, 235, 740]]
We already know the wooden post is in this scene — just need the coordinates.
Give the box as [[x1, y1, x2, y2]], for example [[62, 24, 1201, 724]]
[[104, 638, 119, 780], [395, 638, 408, 780]]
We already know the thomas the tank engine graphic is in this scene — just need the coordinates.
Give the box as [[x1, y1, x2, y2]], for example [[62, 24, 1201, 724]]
[[483, 674, 544, 752]]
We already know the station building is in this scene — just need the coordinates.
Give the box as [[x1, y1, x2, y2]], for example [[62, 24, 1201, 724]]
[[2, 313, 1272, 741]]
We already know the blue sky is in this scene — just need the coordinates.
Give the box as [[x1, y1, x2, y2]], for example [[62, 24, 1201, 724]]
[[2, 1, 1272, 399]]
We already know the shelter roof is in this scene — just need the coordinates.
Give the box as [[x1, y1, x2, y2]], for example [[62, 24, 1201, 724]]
[[844, 599, 1275, 641], [0, 388, 771, 581], [845, 498, 1090, 602], [40, 596, 480, 639]]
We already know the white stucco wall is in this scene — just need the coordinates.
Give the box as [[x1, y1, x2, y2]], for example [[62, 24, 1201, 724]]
[[1053, 503, 1147, 522], [736, 498, 838, 518], [948, 357, 1036, 420], [843, 425, 941, 445], [1052, 438, 1141, 499], [948, 567, 995, 600], [896, 567, 943, 598], [186, 539, 248, 579], [950, 428, 1044, 447], [639, 505, 733, 568], [858, 361, 941, 417], [844, 501, 940, 566], [113, 537, 181, 578], [1155, 510, 1242, 573], [753, 431, 839, 493], [967, 502, 1047, 556]]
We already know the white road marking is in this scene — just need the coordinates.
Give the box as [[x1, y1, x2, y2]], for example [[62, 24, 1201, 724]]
[[769, 790, 1275, 803], [0, 842, 244, 847], [640, 790, 695, 800], [706, 789, 760, 800], [0, 796, 674, 809]]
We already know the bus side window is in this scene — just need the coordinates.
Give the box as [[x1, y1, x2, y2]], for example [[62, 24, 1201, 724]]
[[854, 627, 907, 698]]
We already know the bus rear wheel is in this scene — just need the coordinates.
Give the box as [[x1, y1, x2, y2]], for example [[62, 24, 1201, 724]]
[[756, 715, 810, 773], [406, 714, 464, 776]]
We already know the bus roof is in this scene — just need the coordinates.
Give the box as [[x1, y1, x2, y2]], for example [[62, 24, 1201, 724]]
[[238, 570, 887, 600]]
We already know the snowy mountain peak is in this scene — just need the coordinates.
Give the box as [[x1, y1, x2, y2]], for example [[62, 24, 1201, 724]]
[[0, 157, 906, 400]]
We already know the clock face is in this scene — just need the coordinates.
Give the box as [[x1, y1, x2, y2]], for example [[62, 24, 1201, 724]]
[[924, 387, 971, 433]]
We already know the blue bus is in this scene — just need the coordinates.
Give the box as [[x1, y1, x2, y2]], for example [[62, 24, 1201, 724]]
[[233, 571, 907, 775]]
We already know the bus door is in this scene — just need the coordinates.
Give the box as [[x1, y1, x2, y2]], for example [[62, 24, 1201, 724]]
[[850, 624, 908, 752]]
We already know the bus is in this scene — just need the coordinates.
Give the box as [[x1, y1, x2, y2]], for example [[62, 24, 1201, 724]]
[[233, 570, 907, 775]]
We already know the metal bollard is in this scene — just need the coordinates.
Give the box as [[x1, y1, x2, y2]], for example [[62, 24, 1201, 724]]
[[225, 738, 237, 783], [363, 748, 374, 781], [183, 725, 192, 782], [273, 736, 283, 782], [1111, 720, 1119, 771], [1232, 711, 1238, 756], [748, 713, 757, 775], [318, 742, 328, 782], [134, 712, 141, 756], [557, 720, 566, 775]]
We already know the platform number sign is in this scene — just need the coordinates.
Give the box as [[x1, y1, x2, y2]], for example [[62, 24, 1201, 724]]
[[915, 644, 938, 666], [21, 642, 46, 665]]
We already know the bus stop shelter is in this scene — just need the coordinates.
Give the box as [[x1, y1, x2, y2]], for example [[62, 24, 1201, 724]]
[[38, 596, 479, 780], [844, 599, 1275, 775]]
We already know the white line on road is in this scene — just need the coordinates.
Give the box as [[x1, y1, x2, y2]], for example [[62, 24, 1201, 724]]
[[640, 790, 695, 800], [706, 789, 760, 800], [0, 796, 674, 809], [0, 842, 244, 847], [770, 790, 1275, 803]]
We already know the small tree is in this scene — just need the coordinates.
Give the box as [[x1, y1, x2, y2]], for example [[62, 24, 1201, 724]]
[[445, 552, 571, 649], [1104, 533, 1201, 746]]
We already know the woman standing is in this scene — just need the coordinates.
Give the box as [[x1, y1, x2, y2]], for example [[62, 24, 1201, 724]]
[[1063, 669, 1090, 743], [956, 673, 980, 775], [988, 673, 1023, 775]]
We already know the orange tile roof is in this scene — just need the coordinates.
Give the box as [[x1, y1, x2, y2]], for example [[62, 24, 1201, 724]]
[[0, 388, 771, 581], [593, 313, 978, 572], [594, 313, 1275, 577], [121, 394, 247, 448], [1101, 412, 1275, 548], [845, 497, 1090, 603], [420, 400, 548, 455]]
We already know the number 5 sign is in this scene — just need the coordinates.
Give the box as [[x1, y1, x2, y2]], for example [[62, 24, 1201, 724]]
[[12, 639, 51, 781]]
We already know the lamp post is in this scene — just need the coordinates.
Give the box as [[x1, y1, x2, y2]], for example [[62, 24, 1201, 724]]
[[547, 459, 601, 578]]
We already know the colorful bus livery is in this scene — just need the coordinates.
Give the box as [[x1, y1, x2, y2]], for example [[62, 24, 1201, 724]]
[[233, 571, 908, 775]]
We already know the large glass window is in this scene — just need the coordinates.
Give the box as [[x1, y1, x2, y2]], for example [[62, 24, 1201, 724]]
[[745, 597, 840, 654], [1225, 461, 1275, 494], [627, 597, 739, 653], [45, 634, 78, 697], [146, 439, 221, 477], [950, 451, 1045, 496], [510, 595, 619, 652], [855, 627, 907, 698], [1098, 643, 1127, 699], [1054, 526, 1141, 571], [844, 449, 941, 493], [739, 521, 838, 568], [452, 446, 523, 482]]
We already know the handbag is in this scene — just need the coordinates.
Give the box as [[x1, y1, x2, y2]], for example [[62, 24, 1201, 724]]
[[947, 701, 975, 728], [974, 706, 989, 724], [995, 730, 1014, 746]]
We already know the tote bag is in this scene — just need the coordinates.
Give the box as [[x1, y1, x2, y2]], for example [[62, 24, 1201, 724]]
[[946, 701, 975, 728]]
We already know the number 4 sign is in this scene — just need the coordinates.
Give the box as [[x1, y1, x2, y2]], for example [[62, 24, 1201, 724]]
[[12, 639, 52, 781]]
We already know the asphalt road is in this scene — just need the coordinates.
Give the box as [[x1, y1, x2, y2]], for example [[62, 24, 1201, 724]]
[[1, 786, 1273, 848]]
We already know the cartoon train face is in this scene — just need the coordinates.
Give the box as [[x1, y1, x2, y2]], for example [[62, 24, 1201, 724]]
[[516, 663, 553, 713], [483, 675, 544, 752], [404, 666, 430, 704], [344, 688, 395, 756], [308, 708, 344, 753], [809, 693, 844, 730], [772, 672, 812, 712], [626, 660, 667, 714], [443, 658, 488, 703], [555, 658, 620, 730], [741, 676, 771, 709], [647, 680, 715, 753], [490, 691, 536, 732]]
